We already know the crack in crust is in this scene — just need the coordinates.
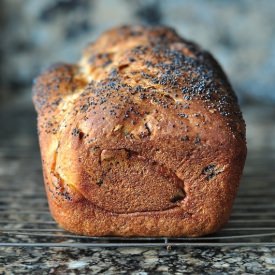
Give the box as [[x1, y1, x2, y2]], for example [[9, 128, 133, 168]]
[[79, 147, 186, 214], [51, 146, 186, 214]]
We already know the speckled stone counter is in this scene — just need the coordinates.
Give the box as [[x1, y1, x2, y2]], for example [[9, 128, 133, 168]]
[[1, 247, 275, 274], [0, 101, 275, 274]]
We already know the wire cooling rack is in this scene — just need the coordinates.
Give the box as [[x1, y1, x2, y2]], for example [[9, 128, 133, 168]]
[[0, 144, 274, 248]]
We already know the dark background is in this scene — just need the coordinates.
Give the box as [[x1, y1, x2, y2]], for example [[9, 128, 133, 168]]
[[1, 0, 275, 106]]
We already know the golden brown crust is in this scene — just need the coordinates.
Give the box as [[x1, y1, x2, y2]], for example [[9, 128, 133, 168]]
[[32, 25, 246, 237]]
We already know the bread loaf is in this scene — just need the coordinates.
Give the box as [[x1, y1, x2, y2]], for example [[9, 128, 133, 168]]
[[33, 25, 246, 237]]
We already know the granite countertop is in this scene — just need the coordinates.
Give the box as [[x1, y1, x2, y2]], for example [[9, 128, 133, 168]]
[[1, 246, 275, 274], [0, 101, 275, 274]]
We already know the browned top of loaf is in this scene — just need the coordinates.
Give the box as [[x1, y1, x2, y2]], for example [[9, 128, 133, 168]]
[[33, 25, 245, 139]]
